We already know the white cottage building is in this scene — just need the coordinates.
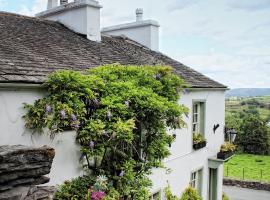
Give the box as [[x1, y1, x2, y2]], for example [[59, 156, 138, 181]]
[[0, 0, 227, 199]]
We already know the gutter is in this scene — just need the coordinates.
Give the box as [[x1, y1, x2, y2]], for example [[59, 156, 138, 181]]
[[0, 82, 228, 91]]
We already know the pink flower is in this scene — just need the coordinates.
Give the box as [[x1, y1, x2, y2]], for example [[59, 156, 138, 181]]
[[91, 191, 105, 200]]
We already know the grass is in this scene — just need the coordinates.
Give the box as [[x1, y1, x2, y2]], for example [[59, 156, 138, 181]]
[[224, 154, 270, 183]]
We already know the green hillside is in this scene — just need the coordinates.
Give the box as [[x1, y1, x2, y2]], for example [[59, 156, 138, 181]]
[[226, 96, 270, 121]]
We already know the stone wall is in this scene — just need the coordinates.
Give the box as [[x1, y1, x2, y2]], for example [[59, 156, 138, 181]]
[[0, 145, 56, 200], [223, 178, 270, 191]]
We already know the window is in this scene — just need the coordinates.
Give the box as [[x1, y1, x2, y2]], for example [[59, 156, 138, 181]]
[[149, 190, 161, 200], [190, 169, 203, 195], [192, 102, 205, 134]]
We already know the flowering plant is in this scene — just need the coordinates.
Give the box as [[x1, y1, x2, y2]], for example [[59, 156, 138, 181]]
[[24, 65, 188, 199]]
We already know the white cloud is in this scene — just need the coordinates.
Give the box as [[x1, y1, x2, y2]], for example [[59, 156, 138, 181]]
[[18, 0, 46, 16]]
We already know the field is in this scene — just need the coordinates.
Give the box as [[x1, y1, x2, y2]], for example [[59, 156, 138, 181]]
[[226, 96, 270, 120], [224, 154, 270, 182]]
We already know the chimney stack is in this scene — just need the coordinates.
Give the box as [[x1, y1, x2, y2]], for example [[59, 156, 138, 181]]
[[102, 8, 160, 51], [47, 0, 58, 9], [37, 0, 102, 42], [136, 8, 143, 22]]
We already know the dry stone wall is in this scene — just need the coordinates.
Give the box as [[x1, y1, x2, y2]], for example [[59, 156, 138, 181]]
[[0, 145, 56, 200]]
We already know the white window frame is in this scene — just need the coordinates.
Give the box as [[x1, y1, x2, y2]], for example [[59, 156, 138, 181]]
[[149, 189, 162, 200], [192, 101, 206, 135], [192, 102, 200, 133], [190, 167, 203, 195]]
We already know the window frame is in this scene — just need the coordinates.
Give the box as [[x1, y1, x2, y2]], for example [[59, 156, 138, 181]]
[[192, 100, 206, 135], [190, 167, 204, 196], [149, 189, 162, 200]]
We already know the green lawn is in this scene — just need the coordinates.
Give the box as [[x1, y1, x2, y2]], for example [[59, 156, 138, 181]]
[[224, 154, 270, 183]]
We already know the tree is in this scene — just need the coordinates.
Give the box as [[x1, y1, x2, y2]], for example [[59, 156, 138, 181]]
[[23, 64, 188, 199], [237, 114, 270, 155]]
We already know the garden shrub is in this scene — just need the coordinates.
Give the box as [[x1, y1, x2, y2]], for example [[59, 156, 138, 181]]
[[179, 186, 202, 200], [164, 184, 179, 200], [23, 64, 188, 199], [237, 114, 269, 155]]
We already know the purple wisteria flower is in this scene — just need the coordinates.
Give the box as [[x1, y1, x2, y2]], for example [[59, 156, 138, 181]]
[[119, 170, 125, 177], [107, 111, 112, 119], [60, 110, 66, 119], [154, 73, 162, 80], [125, 100, 129, 107], [70, 114, 77, 121], [92, 99, 100, 107], [45, 105, 52, 114], [72, 123, 80, 130], [91, 191, 105, 200], [89, 141, 95, 149]]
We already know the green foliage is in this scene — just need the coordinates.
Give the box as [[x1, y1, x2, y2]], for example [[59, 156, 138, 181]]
[[192, 133, 206, 145], [179, 186, 202, 200], [220, 142, 236, 153], [164, 185, 179, 200], [237, 114, 269, 155], [222, 192, 229, 200], [23, 64, 188, 199], [54, 176, 95, 200]]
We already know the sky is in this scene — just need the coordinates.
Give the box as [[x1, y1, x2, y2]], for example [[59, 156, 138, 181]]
[[0, 0, 270, 88]]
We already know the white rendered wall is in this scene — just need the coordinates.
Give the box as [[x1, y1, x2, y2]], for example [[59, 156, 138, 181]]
[[150, 89, 225, 200], [0, 87, 225, 199], [0, 87, 83, 185]]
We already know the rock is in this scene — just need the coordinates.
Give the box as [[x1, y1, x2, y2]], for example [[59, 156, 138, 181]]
[[0, 186, 56, 200], [0, 145, 55, 199]]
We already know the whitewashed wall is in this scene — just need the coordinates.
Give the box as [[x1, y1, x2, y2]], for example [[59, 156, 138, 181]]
[[0, 86, 225, 199], [0, 87, 83, 185], [150, 89, 225, 200]]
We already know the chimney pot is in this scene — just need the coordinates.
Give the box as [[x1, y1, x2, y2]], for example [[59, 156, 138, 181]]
[[136, 8, 143, 22], [60, 0, 68, 5]]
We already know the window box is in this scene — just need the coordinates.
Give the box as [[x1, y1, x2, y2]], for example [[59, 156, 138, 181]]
[[193, 133, 206, 150], [217, 151, 234, 160], [217, 142, 236, 160], [193, 141, 207, 150]]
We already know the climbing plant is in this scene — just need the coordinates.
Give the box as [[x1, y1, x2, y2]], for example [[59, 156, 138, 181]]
[[24, 64, 188, 199]]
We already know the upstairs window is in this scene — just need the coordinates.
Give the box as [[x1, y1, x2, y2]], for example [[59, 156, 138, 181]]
[[192, 102, 205, 135]]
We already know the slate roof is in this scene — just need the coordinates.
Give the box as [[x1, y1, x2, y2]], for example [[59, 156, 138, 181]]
[[0, 12, 226, 88]]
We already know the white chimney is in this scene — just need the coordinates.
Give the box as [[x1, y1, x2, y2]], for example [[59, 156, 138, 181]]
[[47, 0, 58, 9], [136, 8, 143, 22], [101, 8, 160, 51], [37, 0, 102, 42]]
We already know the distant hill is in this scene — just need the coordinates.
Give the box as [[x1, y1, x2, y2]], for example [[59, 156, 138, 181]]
[[226, 88, 270, 98]]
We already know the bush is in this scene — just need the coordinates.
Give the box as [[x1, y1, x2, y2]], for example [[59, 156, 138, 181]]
[[164, 185, 179, 200], [237, 114, 270, 155], [24, 65, 188, 199], [54, 176, 95, 200], [220, 142, 236, 152], [179, 186, 202, 200]]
